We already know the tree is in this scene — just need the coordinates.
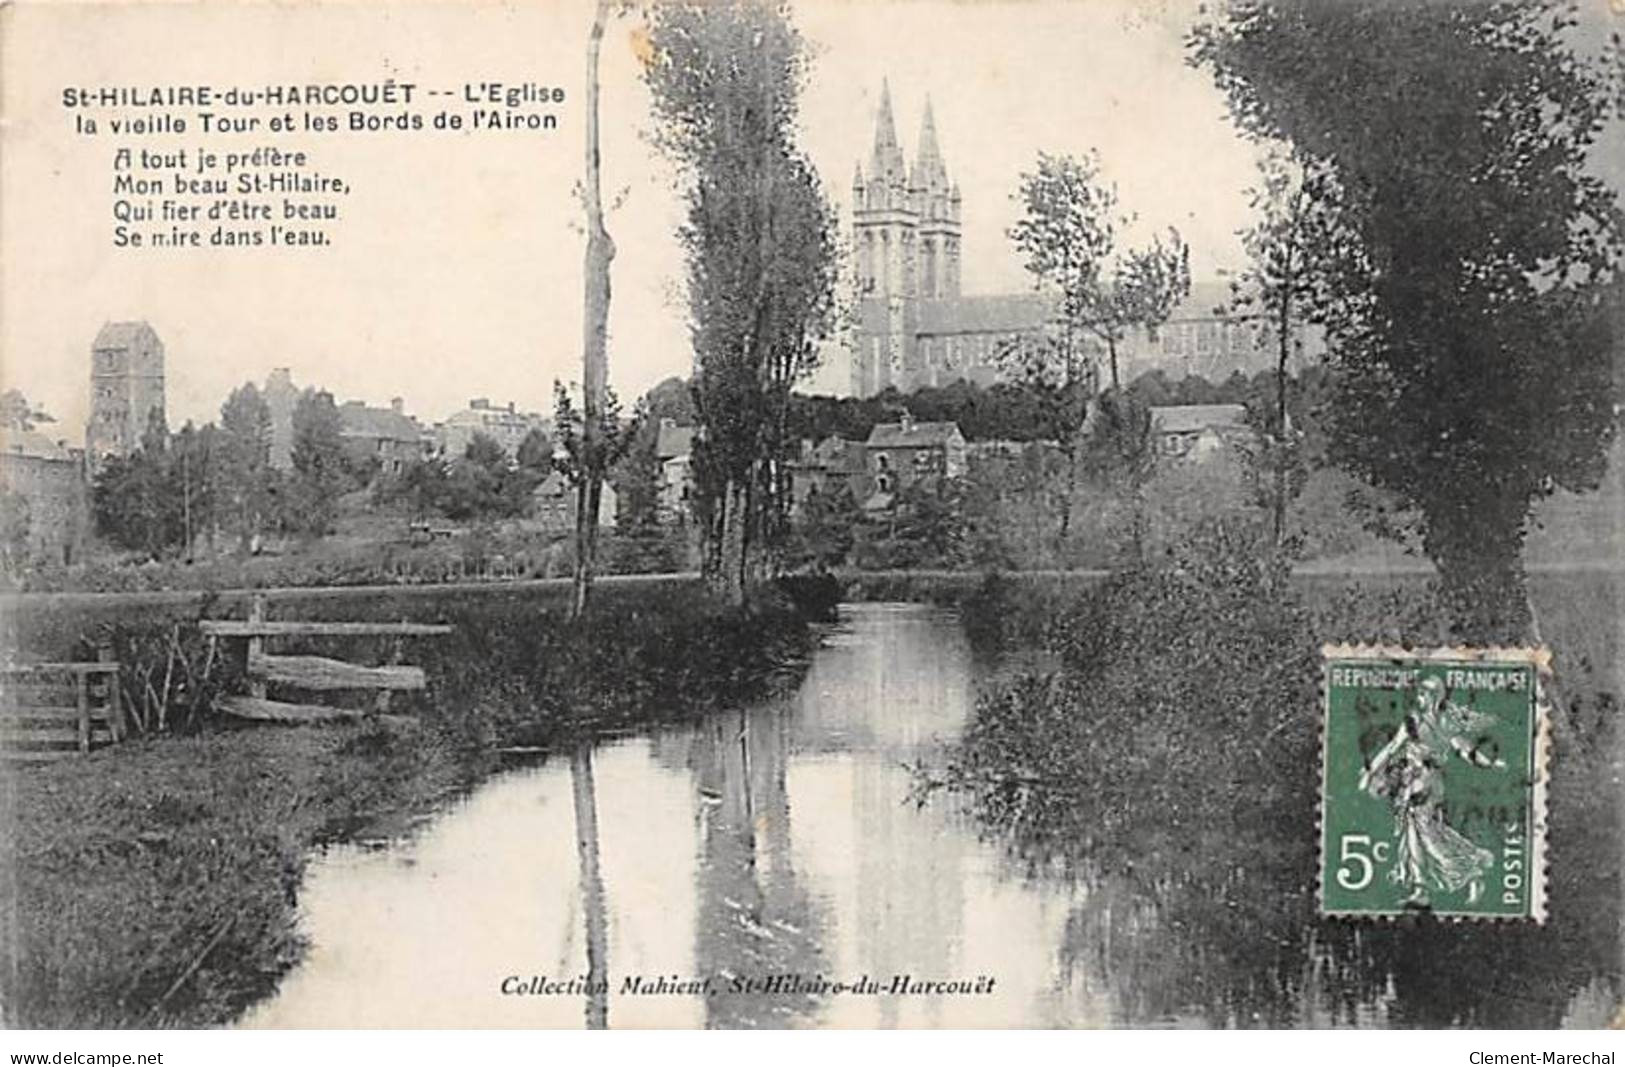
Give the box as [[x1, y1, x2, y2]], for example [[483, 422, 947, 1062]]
[[515, 427, 554, 476], [93, 409, 179, 558], [377, 455, 451, 520], [1080, 389, 1157, 563], [1223, 149, 1343, 545], [288, 389, 348, 538], [788, 481, 860, 571], [439, 431, 530, 521], [553, 383, 636, 531], [1007, 152, 1190, 544], [1193, 0, 1624, 638], [172, 420, 217, 560], [574, 0, 618, 621], [0, 391, 53, 432], [0, 489, 31, 572], [889, 477, 966, 568], [1010, 151, 1192, 394], [216, 383, 274, 553], [608, 409, 662, 532], [643, 376, 697, 426], [645, 0, 840, 604]]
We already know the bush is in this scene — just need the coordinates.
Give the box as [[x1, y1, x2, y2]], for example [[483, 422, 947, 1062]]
[[932, 518, 1622, 1026], [943, 518, 1314, 860]]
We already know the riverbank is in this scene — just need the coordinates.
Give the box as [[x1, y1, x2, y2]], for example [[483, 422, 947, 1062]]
[[933, 529, 1623, 1026], [0, 582, 821, 1028]]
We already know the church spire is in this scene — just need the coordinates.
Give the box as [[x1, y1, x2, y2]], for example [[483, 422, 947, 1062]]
[[915, 95, 947, 189], [871, 79, 905, 183]]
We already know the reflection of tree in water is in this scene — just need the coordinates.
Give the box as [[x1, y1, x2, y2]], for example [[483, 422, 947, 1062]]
[[685, 700, 831, 1028], [569, 743, 610, 1029]]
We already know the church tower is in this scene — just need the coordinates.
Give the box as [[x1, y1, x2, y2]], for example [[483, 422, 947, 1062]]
[[911, 98, 961, 301], [851, 83, 962, 396], [87, 321, 165, 463]]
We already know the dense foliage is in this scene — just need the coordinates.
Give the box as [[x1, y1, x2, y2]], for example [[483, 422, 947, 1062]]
[[645, 0, 839, 602], [1192, 0, 1625, 638], [372, 430, 552, 523], [935, 522, 1621, 1025]]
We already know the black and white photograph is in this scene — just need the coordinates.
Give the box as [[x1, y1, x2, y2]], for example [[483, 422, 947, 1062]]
[[0, 0, 1622, 1043]]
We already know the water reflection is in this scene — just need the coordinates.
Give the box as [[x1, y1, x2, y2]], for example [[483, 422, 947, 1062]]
[[245, 605, 1097, 1028], [242, 603, 1619, 1029]]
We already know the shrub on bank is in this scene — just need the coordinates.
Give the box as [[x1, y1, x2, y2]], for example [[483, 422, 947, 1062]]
[[413, 583, 814, 747], [943, 519, 1317, 860], [934, 517, 1622, 1026]]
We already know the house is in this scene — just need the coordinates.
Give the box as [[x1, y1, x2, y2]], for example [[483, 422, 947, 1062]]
[[1149, 404, 1250, 461], [787, 435, 866, 516], [338, 399, 430, 476], [531, 471, 615, 533], [655, 419, 696, 524], [439, 398, 549, 459], [0, 428, 88, 567], [862, 414, 966, 499]]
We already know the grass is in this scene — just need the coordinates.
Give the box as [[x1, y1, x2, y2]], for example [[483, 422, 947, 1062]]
[[1, 721, 476, 1027], [0, 580, 818, 1028]]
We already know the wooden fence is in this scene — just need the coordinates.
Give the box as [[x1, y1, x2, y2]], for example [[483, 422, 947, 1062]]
[[1, 655, 124, 761]]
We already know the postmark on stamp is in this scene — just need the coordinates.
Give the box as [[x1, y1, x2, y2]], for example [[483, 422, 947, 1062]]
[[1319, 645, 1551, 922]]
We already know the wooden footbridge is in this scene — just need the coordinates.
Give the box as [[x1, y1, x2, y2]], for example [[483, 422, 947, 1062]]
[[201, 594, 452, 722]]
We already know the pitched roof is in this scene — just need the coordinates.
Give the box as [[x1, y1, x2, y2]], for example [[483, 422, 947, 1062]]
[[656, 423, 695, 461], [338, 402, 421, 442], [534, 470, 572, 497], [866, 420, 963, 448], [811, 435, 850, 464], [93, 321, 158, 349], [1150, 404, 1247, 435], [1, 427, 73, 462]]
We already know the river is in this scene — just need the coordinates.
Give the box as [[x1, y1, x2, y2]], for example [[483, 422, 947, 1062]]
[[242, 602, 1619, 1029]]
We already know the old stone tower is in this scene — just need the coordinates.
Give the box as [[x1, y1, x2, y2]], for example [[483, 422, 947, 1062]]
[[850, 82, 963, 396], [87, 320, 165, 462]]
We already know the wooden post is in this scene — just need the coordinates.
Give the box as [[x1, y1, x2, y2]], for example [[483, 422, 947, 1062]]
[[75, 672, 90, 754], [99, 645, 123, 742], [248, 594, 267, 701], [373, 621, 407, 716]]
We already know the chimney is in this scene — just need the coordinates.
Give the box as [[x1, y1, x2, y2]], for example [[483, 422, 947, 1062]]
[[507, 401, 515, 414], [899, 409, 915, 434], [390, 397, 404, 414]]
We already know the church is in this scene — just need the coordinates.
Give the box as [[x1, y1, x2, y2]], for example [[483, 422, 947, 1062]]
[[848, 84, 1308, 398]]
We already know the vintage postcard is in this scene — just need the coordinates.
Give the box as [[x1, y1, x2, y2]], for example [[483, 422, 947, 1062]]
[[0, 0, 1621, 1038]]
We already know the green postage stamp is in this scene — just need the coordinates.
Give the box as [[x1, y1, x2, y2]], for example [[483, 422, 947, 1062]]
[[1319, 645, 1551, 922]]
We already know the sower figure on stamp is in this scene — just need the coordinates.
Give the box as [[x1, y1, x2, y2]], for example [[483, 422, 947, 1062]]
[[1359, 677, 1504, 907]]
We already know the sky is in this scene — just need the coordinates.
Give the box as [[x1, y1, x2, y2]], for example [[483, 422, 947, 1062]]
[[1, 0, 1619, 442]]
